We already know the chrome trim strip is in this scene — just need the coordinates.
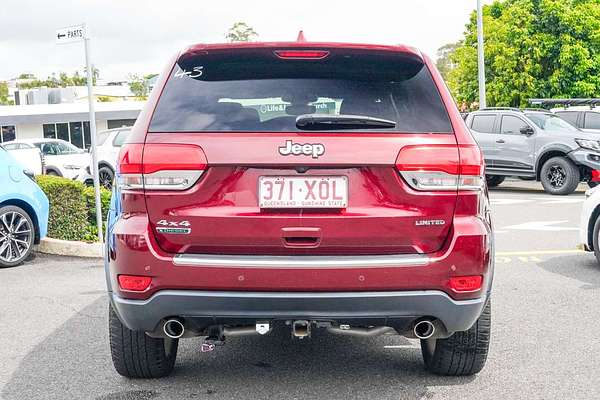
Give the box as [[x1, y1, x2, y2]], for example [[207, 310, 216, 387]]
[[173, 253, 429, 268]]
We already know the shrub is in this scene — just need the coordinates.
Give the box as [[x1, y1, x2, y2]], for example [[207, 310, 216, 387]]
[[35, 175, 111, 242], [83, 185, 112, 241]]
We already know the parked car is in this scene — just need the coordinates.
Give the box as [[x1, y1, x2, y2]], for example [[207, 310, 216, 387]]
[[105, 41, 493, 378], [85, 128, 131, 189], [0, 147, 49, 267], [466, 108, 600, 195], [579, 185, 600, 264], [8, 139, 91, 181], [0, 142, 44, 175], [529, 98, 600, 133]]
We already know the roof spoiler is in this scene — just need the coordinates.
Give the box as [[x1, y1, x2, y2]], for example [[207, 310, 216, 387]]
[[529, 98, 600, 108]]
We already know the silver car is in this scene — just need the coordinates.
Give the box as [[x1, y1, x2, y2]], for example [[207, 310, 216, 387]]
[[466, 108, 600, 195]]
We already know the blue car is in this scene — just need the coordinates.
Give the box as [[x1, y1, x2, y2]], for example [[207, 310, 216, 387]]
[[0, 147, 49, 267]]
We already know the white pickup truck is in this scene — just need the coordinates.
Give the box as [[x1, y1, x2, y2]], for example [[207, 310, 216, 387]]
[[0, 143, 44, 175]]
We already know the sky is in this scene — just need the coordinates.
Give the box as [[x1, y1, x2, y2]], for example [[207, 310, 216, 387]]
[[0, 0, 494, 82]]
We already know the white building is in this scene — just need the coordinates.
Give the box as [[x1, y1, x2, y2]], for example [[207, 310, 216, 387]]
[[0, 102, 144, 148], [15, 85, 139, 105]]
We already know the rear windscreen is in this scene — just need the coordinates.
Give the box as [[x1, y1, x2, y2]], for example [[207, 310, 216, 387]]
[[149, 48, 453, 133]]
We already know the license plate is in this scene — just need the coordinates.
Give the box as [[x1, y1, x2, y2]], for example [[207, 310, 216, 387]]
[[259, 176, 348, 208]]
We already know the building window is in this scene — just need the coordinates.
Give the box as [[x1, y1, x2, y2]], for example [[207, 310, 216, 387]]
[[57, 123, 69, 142], [83, 122, 90, 149], [42, 121, 93, 149], [1, 125, 16, 143], [107, 119, 136, 129], [43, 124, 56, 139]]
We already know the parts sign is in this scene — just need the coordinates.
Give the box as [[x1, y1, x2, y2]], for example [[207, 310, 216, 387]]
[[56, 24, 86, 44]]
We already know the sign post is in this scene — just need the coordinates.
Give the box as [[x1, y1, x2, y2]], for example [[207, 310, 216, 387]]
[[56, 24, 103, 243], [477, 0, 487, 109]]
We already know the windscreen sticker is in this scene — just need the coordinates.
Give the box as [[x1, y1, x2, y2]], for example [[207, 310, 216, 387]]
[[174, 66, 204, 79]]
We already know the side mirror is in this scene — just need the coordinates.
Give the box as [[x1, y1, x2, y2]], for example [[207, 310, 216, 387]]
[[520, 126, 535, 135]]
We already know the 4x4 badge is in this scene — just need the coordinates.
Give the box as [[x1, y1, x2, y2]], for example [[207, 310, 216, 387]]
[[279, 140, 325, 159]]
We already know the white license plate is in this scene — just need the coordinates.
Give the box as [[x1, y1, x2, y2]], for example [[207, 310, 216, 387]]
[[259, 176, 348, 208]]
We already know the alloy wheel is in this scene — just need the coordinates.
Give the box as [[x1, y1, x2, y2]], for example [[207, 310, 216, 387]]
[[547, 165, 566, 189], [99, 169, 114, 190], [0, 210, 33, 264]]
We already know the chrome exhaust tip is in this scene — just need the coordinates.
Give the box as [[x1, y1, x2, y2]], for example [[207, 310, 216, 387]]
[[413, 320, 435, 340], [163, 318, 185, 339]]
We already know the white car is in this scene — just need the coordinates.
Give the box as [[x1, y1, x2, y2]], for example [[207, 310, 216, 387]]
[[0, 142, 44, 175], [7, 139, 91, 180], [579, 185, 600, 263], [93, 128, 131, 189]]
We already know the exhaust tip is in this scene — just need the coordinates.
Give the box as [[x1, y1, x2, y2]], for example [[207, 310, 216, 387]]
[[163, 318, 185, 339], [414, 320, 435, 340]]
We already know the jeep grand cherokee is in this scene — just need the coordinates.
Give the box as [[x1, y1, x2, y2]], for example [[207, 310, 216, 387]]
[[105, 41, 493, 378]]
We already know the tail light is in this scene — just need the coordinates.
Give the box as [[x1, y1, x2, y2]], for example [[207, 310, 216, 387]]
[[396, 144, 484, 191], [117, 143, 207, 191]]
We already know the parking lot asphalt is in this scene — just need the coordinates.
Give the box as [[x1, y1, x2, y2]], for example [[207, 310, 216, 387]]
[[2, 179, 600, 400]]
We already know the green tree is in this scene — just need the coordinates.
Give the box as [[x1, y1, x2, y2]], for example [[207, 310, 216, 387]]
[[436, 42, 461, 80], [226, 22, 258, 42], [0, 81, 13, 105], [17, 70, 99, 89], [444, 0, 600, 107], [128, 74, 148, 99]]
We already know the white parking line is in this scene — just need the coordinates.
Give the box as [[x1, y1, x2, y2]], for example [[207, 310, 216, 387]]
[[490, 198, 534, 205], [502, 220, 579, 232], [491, 197, 584, 205]]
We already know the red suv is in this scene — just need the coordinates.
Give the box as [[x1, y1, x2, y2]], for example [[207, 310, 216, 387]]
[[106, 41, 493, 378]]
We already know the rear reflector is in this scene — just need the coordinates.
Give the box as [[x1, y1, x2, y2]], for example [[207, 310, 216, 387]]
[[118, 275, 152, 291], [448, 275, 483, 292], [396, 144, 484, 191], [274, 50, 330, 59], [117, 143, 207, 191]]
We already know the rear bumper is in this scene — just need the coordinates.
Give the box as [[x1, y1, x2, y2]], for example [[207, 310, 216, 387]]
[[110, 289, 489, 335], [106, 214, 493, 298]]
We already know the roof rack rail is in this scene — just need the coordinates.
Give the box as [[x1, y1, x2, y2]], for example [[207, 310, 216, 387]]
[[522, 108, 553, 114], [479, 107, 522, 112], [529, 98, 600, 108]]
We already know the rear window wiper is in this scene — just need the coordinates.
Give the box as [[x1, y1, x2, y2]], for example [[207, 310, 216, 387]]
[[296, 114, 396, 130]]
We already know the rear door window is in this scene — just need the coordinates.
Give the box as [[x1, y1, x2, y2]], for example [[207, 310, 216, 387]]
[[555, 111, 579, 127], [470, 115, 496, 133], [149, 48, 452, 133], [584, 112, 600, 130]]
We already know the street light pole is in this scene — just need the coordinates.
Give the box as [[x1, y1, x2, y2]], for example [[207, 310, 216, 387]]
[[477, 0, 487, 109]]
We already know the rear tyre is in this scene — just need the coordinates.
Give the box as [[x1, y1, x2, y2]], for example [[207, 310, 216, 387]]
[[46, 170, 59, 176], [485, 175, 505, 188], [421, 300, 491, 376], [109, 304, 178, 378], [540, 157, 580, 195]]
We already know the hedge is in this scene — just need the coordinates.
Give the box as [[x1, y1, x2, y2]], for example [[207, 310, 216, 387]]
[[36, 175, 111, 242]]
